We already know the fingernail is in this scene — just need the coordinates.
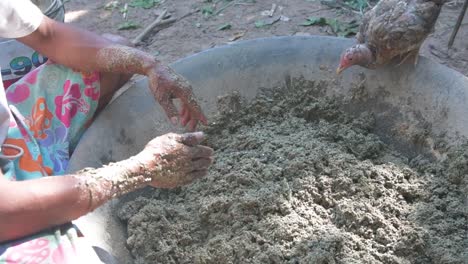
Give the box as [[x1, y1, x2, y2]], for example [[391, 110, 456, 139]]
[[171, 117, 178, 125], [191, 131, 204, 137]]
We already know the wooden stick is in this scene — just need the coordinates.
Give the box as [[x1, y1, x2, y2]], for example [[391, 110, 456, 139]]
[[131, 9, 168, 45], [269, 4, 277, 17], [150, 17, 176, 28], [215, 1, 253, 15], [448, 0, 468, 48]]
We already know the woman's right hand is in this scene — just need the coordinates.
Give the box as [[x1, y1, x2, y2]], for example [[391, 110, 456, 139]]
[[147, 66, 208, 131], [134, 132, 214, 188]]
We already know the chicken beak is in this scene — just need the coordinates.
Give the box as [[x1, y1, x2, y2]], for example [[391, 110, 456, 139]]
[[336, 66, 344, 75]]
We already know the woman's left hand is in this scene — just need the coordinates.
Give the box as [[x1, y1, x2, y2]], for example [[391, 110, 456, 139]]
[[147, 65, 208, 131]]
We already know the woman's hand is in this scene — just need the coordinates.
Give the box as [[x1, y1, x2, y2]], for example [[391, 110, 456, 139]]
[[134, 132, 213, 188], [148, 66, 208, 131], [18, 17, 208, 131]]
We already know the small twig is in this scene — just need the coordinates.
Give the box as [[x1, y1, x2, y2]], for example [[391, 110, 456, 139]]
[[215, 1, 254, 15], [235, 3, 256, 6], [122, 3, 128, 19], [320, 0, 364, 15], [178, 9, 200, 20], [130, 8, 199, 46], [309, 7, 333, 14], [215, 1, 235, 15], [269, 4, 277, 17], [448, 0, 468, 48], [156, 17, 177, 26], [131, 10, 168, 45]]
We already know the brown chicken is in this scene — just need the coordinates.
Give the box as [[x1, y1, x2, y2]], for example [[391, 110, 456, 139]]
[[336, 0, 444, 74]]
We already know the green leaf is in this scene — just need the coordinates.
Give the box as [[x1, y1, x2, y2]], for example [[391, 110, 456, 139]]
[[300, 16, 327, 26], [128, 0, 160, 9], [344, 0, 369, 11], [117, 21, 140, 30], [202, 6, 215, 16], [338, 20, 359, 37], [218, 23, 232, 31], [327, 19, 340, 33], [255, 20, 266, 28]]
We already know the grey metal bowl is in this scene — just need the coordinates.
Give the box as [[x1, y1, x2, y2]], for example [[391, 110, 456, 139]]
[[67, 36, 468, 263]]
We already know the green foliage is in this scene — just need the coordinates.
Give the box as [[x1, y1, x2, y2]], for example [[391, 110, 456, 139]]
[[301, 16, 359, 37], [128, 0, 160, 9]]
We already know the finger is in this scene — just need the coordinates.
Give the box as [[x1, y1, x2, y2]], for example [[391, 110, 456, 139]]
[[179, 132, 205, 146], [187, 118, 198, 131], [179, 96, 208, 126], [159, 95, 179, 125], [191, 158, 213, 171], [181, 106, 191, 127], [190, 145, 214, 159], [182, 114, 190, 127], [199, 112, 208, 125], [190, 104, 208, 126], [179, 104, 187, 117]]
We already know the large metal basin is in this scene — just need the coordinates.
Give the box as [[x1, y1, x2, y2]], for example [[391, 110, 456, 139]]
[[67, 36, 468, 263]]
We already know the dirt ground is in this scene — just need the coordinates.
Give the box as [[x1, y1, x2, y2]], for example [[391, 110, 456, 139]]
[[66, 0, 468, 75]]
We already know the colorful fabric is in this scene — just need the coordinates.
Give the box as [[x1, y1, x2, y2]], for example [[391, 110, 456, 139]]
[[0, 225, 104, 264], [0, 0, 45, 146], [0, 62, 103, 263]]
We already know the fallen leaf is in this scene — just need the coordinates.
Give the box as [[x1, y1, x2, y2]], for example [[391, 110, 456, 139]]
[[255, 16, 281, 28], [260, 10, 271, 16], [218, 23, 232, 31], [280, 15, 290, 22], [103, 1, 119, 10], [344, 0, 369, 12], [229, 31, 245, 41]]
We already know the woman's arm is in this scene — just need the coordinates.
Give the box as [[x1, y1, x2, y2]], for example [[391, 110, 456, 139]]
[[0, 132, 213, 242], [17, 16, 207, 130], [0, 156, 143, 242], [17, 16, 151, 76]]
